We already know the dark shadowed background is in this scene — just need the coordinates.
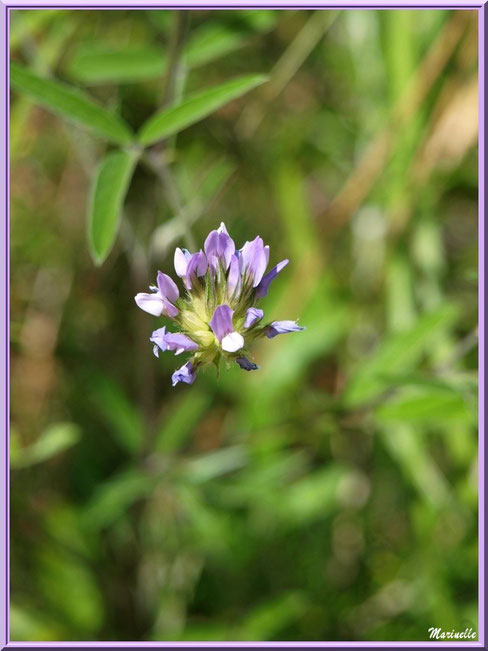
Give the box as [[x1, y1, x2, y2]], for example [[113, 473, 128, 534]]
[[10, 8, 478, 642]]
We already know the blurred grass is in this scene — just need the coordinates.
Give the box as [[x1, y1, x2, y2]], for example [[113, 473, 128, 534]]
[[9, 8, 478, 643]]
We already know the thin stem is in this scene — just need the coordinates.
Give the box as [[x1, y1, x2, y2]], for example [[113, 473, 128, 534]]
[[160, 11, 190, 109], [149, 11, 196, 251]]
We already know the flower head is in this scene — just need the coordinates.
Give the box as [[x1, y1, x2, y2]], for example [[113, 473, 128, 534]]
[[135, 223, 305, 386]]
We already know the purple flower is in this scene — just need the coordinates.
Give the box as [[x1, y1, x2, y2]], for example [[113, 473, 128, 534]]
[[165, 333, 199, 355], [266, 320, 305, 338], [255, 259, 289, 298], [239, 237, 269, 287], [244, 307, 264, 329], [172, 361, 197, 386], [150, 326, 167, 357], [135, 223, 304, 386], [209, 304, 244, 352], [135, 270, 179, 317], [227, 254, 241, 297], [150, 328, 198, 357], [174, 247, 191, 277], [174, 248, 207, 290], [185, 251, 208, 290], [204, 222, 235, 272], [236, 357, 259, 371]]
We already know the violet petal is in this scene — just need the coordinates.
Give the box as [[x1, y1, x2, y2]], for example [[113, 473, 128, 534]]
[[227, 254, 241, 296], [171, 361, 197, 387], [266, 320, 305, 339], [239, 236, 268, 287], [150, 326, 167, 356], [164, 333, 199, 354], [157, 271, 179, 303], [244, 307, 264, 329], [204, 226, 235, 271], [209, 304, 234, 342], [255, 259, 289, 298]]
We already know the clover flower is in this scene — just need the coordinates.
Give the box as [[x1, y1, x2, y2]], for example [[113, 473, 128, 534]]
[[135, 223, 305, 386]]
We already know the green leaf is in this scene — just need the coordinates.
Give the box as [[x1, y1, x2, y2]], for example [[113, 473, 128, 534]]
[[88, 149, 138, 265], [156, 390, 211, 454], [375, 387, 474, 425], [36, 545, 104, 632], [11, 422, 81, 469], [10, 62, 133, 144], [88, 373, 144, 454], [272, 467, 346, 527], [344, 304, 458, 406], [10, 10, 60, 49], [138, 74, 268, 146], [67, 46, 167, 84], [379, 424, 451, 507], [237, 592, 307, 641], [185, 24, 252, 68], [66, 20, 273, 85], [82, 468, 157, 530], [182, 446, 248, 484]]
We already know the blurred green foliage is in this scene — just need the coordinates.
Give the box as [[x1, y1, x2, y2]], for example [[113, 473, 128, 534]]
[[10, 8, 478, 642]]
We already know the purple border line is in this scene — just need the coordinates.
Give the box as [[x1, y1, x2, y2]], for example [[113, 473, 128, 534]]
[[2, 1, 485, 649], [5, 2, 8, 650], [4, 644, 486, 649], [4, 3, 486, 8], [2, 0, 485, 7], [478, 3, 486, 649], [1, 0, 7, 649]]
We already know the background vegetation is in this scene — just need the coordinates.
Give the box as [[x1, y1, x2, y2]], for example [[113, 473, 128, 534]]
[[10, 8, 479, 642]]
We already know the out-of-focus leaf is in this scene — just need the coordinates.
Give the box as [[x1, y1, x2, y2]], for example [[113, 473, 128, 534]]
[[10, 10, 60, 49], [44, 501, 98, 560], [376, 372, 476, 393], [10, 603, 64, 641], [236, 592, 307, 641], [386, 252, 416, 332], [185, 23, 253, 68], [88, 149, 138, 265], [228, 275, 348, 425], [10, 63, 133, 144], [375, 387, 474, 424], [155, 390, 211, 453], [238, 9, 277, 32], [379, 424, 451, 507], [88, 374, 144, 454], [138, 74, 268, 146], [82, 468, 157, 530], [274, 466, 345, 526], [345, 304, 458, 406], [36, 545, 104, 632], [182, 446, 248, 484], [67, 46, 167, 84], [67, 18, 275, 85], [253, 467, 346, 530], [11, 423, 80, 469], [222, 451, 309, 506], [176, 485, 237, 555]]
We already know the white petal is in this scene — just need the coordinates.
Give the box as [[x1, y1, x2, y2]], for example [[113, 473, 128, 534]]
[[221, 331, 244, 353], [174, 247, 189, 277], [134, 292, 164, 316]]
